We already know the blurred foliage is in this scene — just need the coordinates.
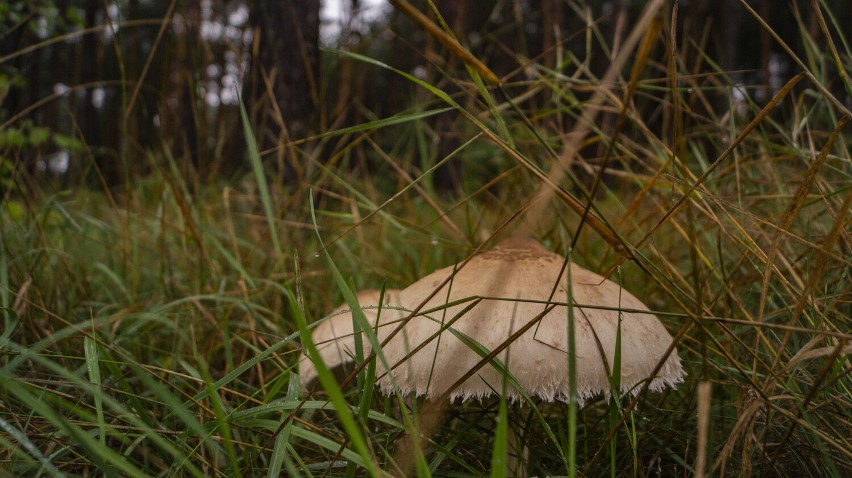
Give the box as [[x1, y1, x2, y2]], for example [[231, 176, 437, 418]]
[[1, 0, 848, 190]]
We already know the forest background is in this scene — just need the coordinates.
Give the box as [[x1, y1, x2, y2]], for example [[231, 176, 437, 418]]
[[1, 0, 850, 476]]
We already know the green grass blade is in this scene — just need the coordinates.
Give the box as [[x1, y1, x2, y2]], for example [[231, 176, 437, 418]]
[[83, 336, 106, 447], [93, 262, 133, 304], [0, 370, 147, 477], [609, 269, 624, 478], [490, 395, 509, 478], [566, 247, 577, 478], [304, 104, 455, 138], [293, 210, 380, 475], [238, 94, 282, 258], [0, 226, 13, 343], [0, 415, 65, 477], [191, 329, 302, 404], [289, 427, 369, 468], [267, 371, 301, 478]]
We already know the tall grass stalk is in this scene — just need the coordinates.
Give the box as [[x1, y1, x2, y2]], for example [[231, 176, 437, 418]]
[[1, 0, 849, 476], [566, 247, 578, 478]]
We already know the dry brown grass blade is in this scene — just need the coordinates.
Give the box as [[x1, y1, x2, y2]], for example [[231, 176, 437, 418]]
[[785, 338, 852, 370], [0, 80, 127, 131], [423, 166, 522, 231], [311, 132, 481, 255], [0, 19, 165, 65], [714, 189, 852, 474], [772, 186, 852, 364], [695, 381, 712, 478], [663, 0, 685, 235], [692, 316, 851, 341], [736, 174, 852, 438], [365, 136, 465, 239], [124, 0, 179, 121], [285, 1, 321, 111], [715, 396, 762, 475], [809, 0, 851, 95], [572, 13, 662, 249], [582, 263, 812, 474], [739, 0, 852, 119], [770, 339, 850, 464], [521, 0, 667, 233], [756, 116, 848, 327], [494, 147, 626, 255], [631, 145, 828, 325], [632, 172, 848, 360], [661, 174, 851, 268], [631, 71, 806, 252], [389, 0, 500, 85], [431, 82, 630, 253], [11, 276, 33, 319], [161, 161, 209, 265]]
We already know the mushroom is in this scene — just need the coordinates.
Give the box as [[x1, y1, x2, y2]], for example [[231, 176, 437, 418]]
[[299, 289, 402, 391], [376, 236, 684, 474]]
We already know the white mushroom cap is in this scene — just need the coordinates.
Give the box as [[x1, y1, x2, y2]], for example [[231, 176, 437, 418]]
[[299, 289, 402, 389], [376, 237, 684, 405]]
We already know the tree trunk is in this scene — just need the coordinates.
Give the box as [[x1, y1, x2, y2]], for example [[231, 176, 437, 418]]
[[245, 0, 320, 178]]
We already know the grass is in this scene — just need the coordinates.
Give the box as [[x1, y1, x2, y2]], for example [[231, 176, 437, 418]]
[[1, 0, 851, 476]]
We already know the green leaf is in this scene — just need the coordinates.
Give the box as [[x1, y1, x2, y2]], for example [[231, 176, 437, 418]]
[[84, 336, 105, 446], [294, 208, 381, 475], [238, 94, 282, 258], [490, 395, 509, 478]]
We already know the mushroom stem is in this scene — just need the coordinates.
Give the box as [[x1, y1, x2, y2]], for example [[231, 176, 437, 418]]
[[391, 398, 450, 476]]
